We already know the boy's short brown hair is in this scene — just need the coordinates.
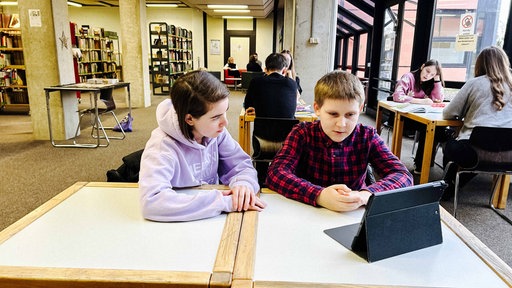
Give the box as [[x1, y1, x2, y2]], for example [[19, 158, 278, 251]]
[[314, 70, 365, 107]]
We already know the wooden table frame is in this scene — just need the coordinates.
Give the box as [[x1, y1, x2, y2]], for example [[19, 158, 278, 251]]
[[376, 100, 509, 209], [0, 182, 241, 288], [238, 108, 317, 154], [231, 190, 512, 288]]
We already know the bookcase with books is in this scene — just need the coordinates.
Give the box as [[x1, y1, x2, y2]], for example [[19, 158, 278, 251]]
[[73, 24, 121, 83], [0, 13, 29, 113], [149, 22, 193, 95]]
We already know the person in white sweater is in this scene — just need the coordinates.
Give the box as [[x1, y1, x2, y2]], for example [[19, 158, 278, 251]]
[[442, 46, 512, 198]]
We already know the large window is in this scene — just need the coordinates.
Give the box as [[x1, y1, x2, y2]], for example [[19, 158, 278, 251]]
[[431, 0, 511, 81]]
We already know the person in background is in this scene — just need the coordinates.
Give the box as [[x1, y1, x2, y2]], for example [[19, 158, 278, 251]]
[[139, 70, 266, 222], [442, 46, 512, 199], [224, 56, 241, 78], [281, 49, 303, 98], [392, 59, 445, 174], [267, 71, 413, 212], [244, 53, 298, 186], [246, 53, 263, 72]]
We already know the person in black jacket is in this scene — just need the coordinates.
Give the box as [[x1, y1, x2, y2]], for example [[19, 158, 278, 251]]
[[243, 53, 298, 185], [246, 53, 263, 72], [244, 53, 297, 118]]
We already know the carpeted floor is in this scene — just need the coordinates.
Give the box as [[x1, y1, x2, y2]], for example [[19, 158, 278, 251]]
[[0, 89, 511, 267]]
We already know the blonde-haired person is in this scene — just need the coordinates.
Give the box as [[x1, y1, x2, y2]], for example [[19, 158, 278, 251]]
[[442, 46, 512, 199], [224, 56, 241, 78], [266, 70, 413, 212]]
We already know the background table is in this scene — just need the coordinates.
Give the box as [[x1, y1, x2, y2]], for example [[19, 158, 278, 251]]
[[376, 100, 509, 209], [0, 182, 241, 288], [232, 191, 512, 288], [44, 82, 131, 148], [238, 108, 317, 154]]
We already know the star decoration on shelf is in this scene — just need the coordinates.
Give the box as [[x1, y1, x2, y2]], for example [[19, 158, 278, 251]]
[[59, 30, 69, 49]]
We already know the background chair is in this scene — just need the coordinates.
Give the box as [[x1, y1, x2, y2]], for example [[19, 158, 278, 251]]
[[241, 71, 264, 91], [451, 126, 512, 224], [75, 89, 126, 147], [252, 117, 299, 186]]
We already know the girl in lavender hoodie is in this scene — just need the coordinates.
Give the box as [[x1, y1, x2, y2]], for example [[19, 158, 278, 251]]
[[139, 70, 266, 222]]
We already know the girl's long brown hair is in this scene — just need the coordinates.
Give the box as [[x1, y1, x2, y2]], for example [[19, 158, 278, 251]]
[[474, 46, 512, 110]]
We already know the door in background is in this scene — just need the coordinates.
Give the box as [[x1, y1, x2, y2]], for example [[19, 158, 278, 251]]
[[229, 37, 250, 69]]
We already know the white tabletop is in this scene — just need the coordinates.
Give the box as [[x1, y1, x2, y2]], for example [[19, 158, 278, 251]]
[[252, 193, 508, 287], [0, 185, 226, 271]]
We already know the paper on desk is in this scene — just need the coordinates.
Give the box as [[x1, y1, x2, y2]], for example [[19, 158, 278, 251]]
[[395, 103, 443, 113]]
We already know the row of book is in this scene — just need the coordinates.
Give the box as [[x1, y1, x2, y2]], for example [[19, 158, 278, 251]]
[[0, 33, 22, 48], [0, 51, 24, 66], [78, 62, 117, 75], [0, 13, 20, 29]]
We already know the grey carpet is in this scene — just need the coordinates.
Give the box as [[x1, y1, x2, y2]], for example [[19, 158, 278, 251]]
[[0, 90, 511, 267]]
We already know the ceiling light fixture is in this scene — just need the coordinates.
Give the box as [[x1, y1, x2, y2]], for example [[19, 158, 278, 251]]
[[146, 4, 178, 8], [214, 9, 250, 13], [0, 1, 18, 5], [208, 5, 248, 9], [67, 1, 82, 7], [222, 16, 253, 19]]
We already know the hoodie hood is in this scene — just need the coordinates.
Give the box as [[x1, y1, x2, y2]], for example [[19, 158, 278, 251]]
[[156, 98, 204, 149]]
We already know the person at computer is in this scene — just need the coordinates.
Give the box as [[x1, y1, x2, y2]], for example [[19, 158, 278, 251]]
[[139, 70, 266, 222], [243, 52, 298, 185], [267, 70, 413, 212], [224, 56, 241, 78], [392, 59, 445, 174], [441, 46, 512, 199], [246, 53, 263, 72]]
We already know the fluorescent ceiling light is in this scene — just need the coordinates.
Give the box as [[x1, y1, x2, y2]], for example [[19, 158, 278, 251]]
[[146, 4, 178, 7], [67, 1, 82, 7], [208, 5, 248, 9], [214, 9, 250, 13], [0, 1, 18, 5], [222, 16, 253, 19]]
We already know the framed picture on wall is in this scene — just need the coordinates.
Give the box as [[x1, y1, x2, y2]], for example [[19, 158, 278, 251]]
[[210, 39, 220, 55]]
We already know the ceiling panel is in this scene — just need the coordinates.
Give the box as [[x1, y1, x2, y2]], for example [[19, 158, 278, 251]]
[[67, 0, 274, 18]]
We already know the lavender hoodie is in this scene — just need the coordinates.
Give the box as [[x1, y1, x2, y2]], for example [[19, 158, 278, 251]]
[[139, 99, 259, 222]]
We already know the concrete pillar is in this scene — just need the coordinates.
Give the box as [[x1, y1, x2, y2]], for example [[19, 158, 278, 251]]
[[18, 0, 77, 140], [290, 0, 337, 105], [119, 0, 151, 108]]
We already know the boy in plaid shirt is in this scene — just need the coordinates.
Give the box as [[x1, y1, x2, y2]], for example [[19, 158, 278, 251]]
[[267, 71, 413, 212]]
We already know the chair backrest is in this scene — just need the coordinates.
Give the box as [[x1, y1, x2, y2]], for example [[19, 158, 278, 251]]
[[252, 117, 299, 158], [208, 71, 221, 80], [241, 71, 265, 90], [469, 126, 512, 168], [98, 89, 116, 111]]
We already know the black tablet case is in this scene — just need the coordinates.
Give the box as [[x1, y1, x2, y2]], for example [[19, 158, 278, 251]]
[[324, 181, 447, 263]]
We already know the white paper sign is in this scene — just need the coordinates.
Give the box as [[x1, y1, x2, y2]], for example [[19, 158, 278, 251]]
[[459, 13, 476, 35], [29, 9, 42, 27]]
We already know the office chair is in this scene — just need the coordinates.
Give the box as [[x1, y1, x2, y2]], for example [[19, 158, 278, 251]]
[[252, 117, 300, 186], [75, 89, 126, 147], [451, 126, 512, 224]]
